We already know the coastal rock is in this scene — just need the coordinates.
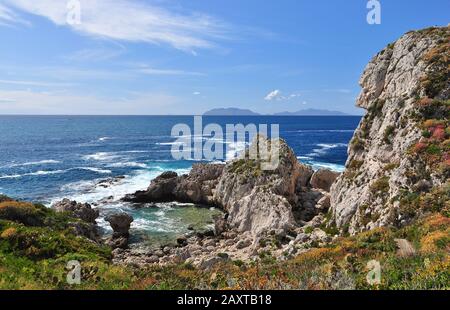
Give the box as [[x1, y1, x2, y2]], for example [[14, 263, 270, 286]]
[[213, 137, 314, 238], [123, 164, 224, 204], [330, 26, 449, 234], [105, 213, 134, 238], [52, 199, 99, 224], [310, 169, 340, 192]]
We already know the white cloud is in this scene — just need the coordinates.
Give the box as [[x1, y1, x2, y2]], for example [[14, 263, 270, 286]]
[[0, 89, 179, 115], [193, 92, 201, 95], [4, 0, 229, 52], [264, 89, 282, 101], [264, 90, 301, 101]]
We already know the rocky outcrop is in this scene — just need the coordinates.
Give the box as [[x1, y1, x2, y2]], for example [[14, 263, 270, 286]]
[[124, 137, 323, 241], [124, 164, 224, 205], [106, 213, 134, 249], [52, 199, 101, 241], [310, 169, 340, 192], [52, 199, 99, 224], [213, 138, 314, 238], [330, 26, 449, 234]]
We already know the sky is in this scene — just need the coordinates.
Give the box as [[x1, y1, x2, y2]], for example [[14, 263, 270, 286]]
[[0, 0, 448, 115]]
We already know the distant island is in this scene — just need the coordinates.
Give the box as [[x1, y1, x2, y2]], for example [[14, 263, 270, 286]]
[[203, 108, 260, 116], [203, 107, 350, 116]]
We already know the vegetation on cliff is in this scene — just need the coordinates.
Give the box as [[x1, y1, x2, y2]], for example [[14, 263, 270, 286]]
[[0, 198, 448, 289]]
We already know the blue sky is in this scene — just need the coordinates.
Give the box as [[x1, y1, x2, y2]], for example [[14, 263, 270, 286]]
[[0, 0, 448, 115]]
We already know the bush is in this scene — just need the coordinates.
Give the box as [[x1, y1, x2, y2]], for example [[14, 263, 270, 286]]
[[370, 176, 390, 193]]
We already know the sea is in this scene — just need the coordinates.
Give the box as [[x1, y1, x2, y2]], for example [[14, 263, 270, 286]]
[[0, 115, 361, 245]]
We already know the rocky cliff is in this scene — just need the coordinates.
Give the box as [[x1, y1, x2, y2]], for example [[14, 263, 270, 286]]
[[330, 26, 449, 234]]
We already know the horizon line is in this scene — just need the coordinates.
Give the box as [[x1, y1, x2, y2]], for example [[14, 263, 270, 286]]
[[0, 114, 363, 117]]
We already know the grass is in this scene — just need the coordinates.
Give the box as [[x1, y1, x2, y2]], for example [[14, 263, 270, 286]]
[[0, 198, 448, 290]]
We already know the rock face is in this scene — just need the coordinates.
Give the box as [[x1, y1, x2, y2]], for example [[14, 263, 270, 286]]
[[310, 169, 340, 192], [52, 199, 99, 224], [330, 26, 449, 234], [213, 138, 314, 238], [124, 136, 336, 241]]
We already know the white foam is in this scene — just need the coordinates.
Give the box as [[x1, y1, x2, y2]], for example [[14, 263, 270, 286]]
[[0, 169, 67, 179], [98, 137, 111, 142], [53, 166, 191, 205], [297, 156, 313, 160], [306, 161, 345, 172], [75, 167, 112, 174], [308, 143, 348, 156], [107, 162, 148, 168], [82, 152, 122, 161]]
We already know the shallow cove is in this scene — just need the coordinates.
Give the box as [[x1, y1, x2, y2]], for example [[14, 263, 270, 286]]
[[103, 202, 223, 247]]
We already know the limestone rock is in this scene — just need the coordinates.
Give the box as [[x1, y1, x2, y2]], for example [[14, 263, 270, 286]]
[[330, 26, 449, 234], [310, 169, 340, 192], [52, 199, 99, 224]]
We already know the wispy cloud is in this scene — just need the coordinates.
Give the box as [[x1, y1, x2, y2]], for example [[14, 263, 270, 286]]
[[0, 89, 179, 115], [64, 47, 125, 62], [137, 67, 205, 76], [4, 0, 230, 53], [0, 3, 29, 26], [0, 79, 74, 87]]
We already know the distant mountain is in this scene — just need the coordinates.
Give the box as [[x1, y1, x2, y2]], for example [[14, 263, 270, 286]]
[[203, 107, 349, 116], [203, 108, 261, 116], [273, 109, 349, 116]]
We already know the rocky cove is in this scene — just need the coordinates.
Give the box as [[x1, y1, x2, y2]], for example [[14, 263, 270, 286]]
[[51, 136, 341, 269], [0, 25, 448, 289]]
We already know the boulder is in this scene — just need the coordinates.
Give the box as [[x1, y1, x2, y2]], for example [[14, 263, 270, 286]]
[[105, 213, 134, 238], [310, 169, 340, 192], [52, 199, 99, 224]]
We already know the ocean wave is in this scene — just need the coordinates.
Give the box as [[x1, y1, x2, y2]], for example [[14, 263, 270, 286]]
[[308, 143, 348, 156], [53, 166, 191, 204], [74, 167, 112, 174], [107, 162, 148, 168], [304, 161, 345, 172], [0, 169, 67, 179], [0, 166, 112, 180], [2, 160, 60, 168], [297, 156, 313, 160], [98, 137, 112, 142], [82, 152, 122, 161]]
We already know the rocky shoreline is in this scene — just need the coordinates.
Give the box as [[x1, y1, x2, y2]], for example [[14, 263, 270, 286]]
[[51, 136, 341, 269]]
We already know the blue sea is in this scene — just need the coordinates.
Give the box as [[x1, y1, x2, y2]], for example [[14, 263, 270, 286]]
[[0, 116, 360, 244]]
